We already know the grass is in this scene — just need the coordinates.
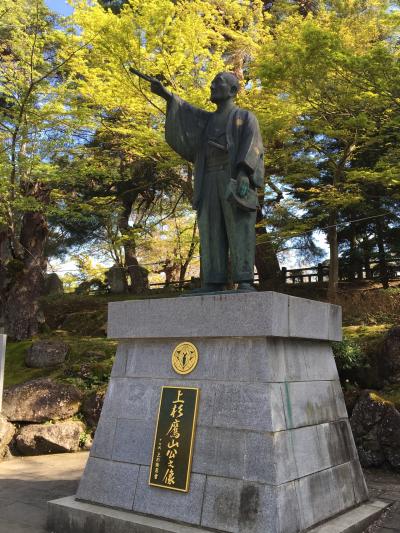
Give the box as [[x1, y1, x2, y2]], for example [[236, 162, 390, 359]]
[[342, 324, 391, 339], [5, 333, 117, 390], [379, 385, 400, 410]]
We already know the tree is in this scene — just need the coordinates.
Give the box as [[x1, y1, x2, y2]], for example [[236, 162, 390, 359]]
[[0, 0, 91, 338], [257, 0, 400, 300], [66, 0, 279, 286]]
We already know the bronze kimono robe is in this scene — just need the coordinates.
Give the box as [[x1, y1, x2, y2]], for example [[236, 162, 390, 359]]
[[165, 95, 264, 284]]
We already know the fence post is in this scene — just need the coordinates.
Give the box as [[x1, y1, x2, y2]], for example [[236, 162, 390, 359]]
[[0, 333, 5, 412], [281, 267, 287, 284], [317, 263, 324, 283]]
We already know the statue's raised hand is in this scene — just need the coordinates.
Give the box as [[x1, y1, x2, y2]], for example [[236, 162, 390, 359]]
[[150, 79, 172, 102], [128, 66, 172, 102]]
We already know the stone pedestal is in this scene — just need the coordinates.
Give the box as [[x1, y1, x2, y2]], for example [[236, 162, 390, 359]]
[[48, 292, 370, 533]]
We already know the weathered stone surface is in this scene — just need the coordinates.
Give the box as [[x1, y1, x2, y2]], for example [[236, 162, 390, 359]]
[[296, 462, 355, 530], [108, 292, 342, 341], [105, 377, 215, 427], [133, 466, 206, 525], [44, 273, 64, 295], [111, 343, 128, 377], [111, 419, 153, 465], [3, 378, 82, 422], [281, 380, 347, 429], [122, 337, 338, 384], [244, 431, 297, 485], [25, 340, 69, 368], [16, 420, 85, 455], [107, 265, 128, 294], [192, 427, 246, 480], [47, 496, 388, 533], [349, 459, 369, 504], [104, 378, 159, 422], [77, 457, 139, 510], [382, 326, 400, 384], [350, 391, 400, 470], [82, 390, 105, 428], [0, 413, 15, 458], [90, 416, 117, 460], [213, 382, 286, 432], [201, 476, 301, 533]]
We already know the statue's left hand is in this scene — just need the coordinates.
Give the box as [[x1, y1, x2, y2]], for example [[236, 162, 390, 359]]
[[236, 170, 250, 198]]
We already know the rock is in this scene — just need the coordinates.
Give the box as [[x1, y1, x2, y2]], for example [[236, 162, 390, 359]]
[[3, 378, 82, 423], [106, 265, 128, 294], [382, 326, 400, 384], [25, 340, 69, 368], [343, 388, 361, 416], [350, 391, 400, 471], [16, 421, 86, 455], [61, 310, 107, 337], [82, 390, 105, 428], [44, 273, 64, 295], [0, 414, 15, 458], [75, 278, 106, 295]]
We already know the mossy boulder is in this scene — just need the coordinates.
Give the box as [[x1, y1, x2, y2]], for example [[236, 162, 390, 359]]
[[61, 311, 107, 337], [82, 390, 106, 428], [350, 391, 400, 471], [3, 378, 82, 423], [382, 326, 400, 384], [0, 414, 15, 459], [25, 340, 69, 368], [16, 420, 86, 455]]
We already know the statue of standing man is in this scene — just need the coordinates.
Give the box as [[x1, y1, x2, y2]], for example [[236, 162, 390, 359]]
[[150, 72, 264, 292]]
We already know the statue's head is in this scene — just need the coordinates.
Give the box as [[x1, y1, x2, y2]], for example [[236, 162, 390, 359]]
[[210, 72, 240, 104]]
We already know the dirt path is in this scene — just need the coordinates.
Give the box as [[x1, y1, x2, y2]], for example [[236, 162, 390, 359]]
[[0, 454, 398, 532]]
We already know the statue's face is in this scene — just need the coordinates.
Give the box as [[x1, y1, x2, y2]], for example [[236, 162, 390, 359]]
[[210, 74, 236, 103]]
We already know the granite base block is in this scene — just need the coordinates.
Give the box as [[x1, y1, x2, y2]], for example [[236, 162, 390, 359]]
[[47, 496, 390, 533], [49, 293, 366, 533]]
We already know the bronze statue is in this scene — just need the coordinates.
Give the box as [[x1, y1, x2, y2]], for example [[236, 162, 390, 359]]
[[132, 68, 264, 291]]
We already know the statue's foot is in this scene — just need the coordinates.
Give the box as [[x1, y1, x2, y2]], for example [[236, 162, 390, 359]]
[[237, 282, 256, 292], [190, 283, 225, 294]]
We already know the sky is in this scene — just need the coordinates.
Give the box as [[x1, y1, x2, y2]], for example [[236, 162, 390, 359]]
[[44, 0, 74, 16]]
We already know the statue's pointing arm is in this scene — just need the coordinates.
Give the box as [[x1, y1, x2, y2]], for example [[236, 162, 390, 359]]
[[151, 80, 208, 164]]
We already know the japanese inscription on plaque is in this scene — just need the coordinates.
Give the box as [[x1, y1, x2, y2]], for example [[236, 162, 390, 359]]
[[149, 386, 199, 492]]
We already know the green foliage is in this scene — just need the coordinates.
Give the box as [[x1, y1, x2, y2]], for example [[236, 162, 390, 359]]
[[332, 337, 367, 370], [79, 428, 92, 447], [5, 334, 117, 389]]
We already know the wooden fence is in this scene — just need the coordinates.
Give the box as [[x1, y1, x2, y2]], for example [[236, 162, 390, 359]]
[[147, 257, 400, 288], [282, 257, 400, 285]]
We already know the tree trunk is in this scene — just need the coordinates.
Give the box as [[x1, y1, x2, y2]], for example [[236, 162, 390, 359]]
[[376, 217, 389, 289], [179, 220, 198, 289], [0, 228, 9, 329], [5, 211, 48, 340], [255, 207, 281, 289], [348, 225, 357, 282], [118, 197, 148, 294], [362, 237, 372, 280], [327, 211, 339, 303]]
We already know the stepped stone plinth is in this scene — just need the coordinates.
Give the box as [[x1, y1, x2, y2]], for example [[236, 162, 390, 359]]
[[48, 292, 374, 533]]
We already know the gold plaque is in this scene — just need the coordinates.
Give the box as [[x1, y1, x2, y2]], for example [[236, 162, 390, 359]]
[[149, 386, 199, 492], [172, 342, 198, 375]]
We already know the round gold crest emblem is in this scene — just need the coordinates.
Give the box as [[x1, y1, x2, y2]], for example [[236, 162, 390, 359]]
[[172, 342, 199, 375]]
